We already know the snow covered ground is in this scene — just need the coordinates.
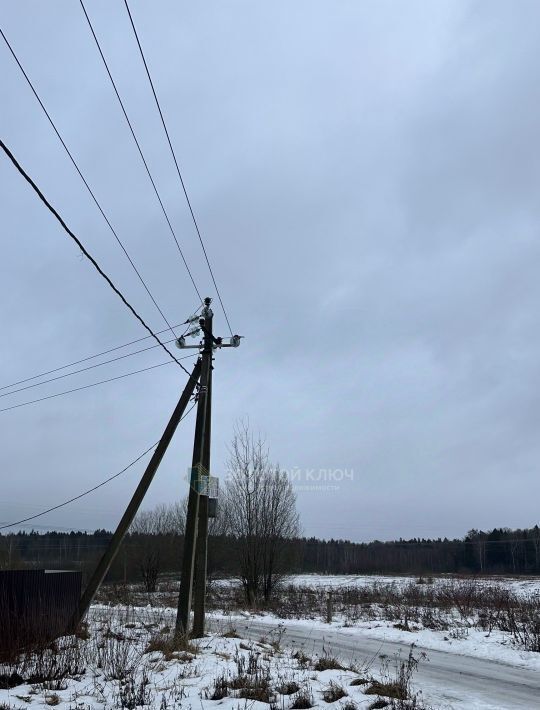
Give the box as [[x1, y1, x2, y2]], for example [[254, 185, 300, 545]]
[[3, 575, 538, 708], [0, 605, 429, 709], [207, 614, 540, 710], [207, 573, 540, 707], [210, 573, 540, 667], [215, 573, 540, 598], [210, 606, 540, 673]]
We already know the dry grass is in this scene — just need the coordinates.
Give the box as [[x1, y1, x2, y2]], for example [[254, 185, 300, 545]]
[[322, 681, 347, 702], [290, 685, 315, 709], [206, 578, 540, 653], [365, 681, 406, 700], [144, 632, 198, 660], [276, 680, 300, 694], [207, 670, 272, 703], [314, 655, 344, 671], [292, 649, 311, 668], [207, 673, 229, 700]]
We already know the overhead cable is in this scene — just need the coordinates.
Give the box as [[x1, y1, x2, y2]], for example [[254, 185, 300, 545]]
[[123, 0, 234, 336], [0, 139, 196, 380], [0, 26, 178, 338], [0, 356, 197, 414], [79, 0, 203, 305], [0, 336, 179, 399], [0, 305, 202, 394], [0, 400, 196, 529]]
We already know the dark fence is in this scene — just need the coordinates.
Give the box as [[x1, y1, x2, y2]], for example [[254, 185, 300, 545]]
[[0, 569, 81, 654]]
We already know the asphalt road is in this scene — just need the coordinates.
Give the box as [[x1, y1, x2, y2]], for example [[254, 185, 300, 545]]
[[209, 616, 540, 709]]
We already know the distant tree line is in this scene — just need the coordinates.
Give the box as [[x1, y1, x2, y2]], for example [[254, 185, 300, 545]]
[[299, 526, 540, 575], [2, 524, 540, 584]]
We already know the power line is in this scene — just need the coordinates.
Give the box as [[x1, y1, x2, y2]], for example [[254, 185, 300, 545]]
[[0, 443, 155, 530], [1, 543, 151, 550], [0, 355, 197, 414], [78, 0, 203, 305], [123, 0, 234, 337], [0, 304, 202, 395], [0, 139, 196, 381], [0, 322, 182, 393], [0, 27, 178, 339], [0, 401, 196, 531], [0, 336, 179, 400], [0, 533, 113, 540]]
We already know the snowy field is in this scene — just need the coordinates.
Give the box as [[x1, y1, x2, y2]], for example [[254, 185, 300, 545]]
[[214, 573, 540, 597]]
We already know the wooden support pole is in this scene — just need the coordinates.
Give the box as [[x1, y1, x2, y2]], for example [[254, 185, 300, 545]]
[[75, 359, 201, 626], [326, 591, 333, 624]]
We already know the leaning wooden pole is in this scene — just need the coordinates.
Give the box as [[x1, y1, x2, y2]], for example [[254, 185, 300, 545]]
[[74, 359, 201, 626]]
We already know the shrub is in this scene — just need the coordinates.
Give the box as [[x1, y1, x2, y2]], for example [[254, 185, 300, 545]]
[[207, 674, 229, 700], [314, 655, 343, 671], [322, 682, 347, 702], [290, 685, 314, 709], [366, 646, 427, 707], [292, 650, 311, 668], [277, 680, 300, 695], [144, 632, 198, 660], [365, 681, 406, 700], [116, 668, 151, 709]]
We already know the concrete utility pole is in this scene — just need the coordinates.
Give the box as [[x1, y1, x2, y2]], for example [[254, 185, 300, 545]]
[[176, 299, 213, 636], [75, 359, 201, 626], [175, 296, 241, 637], [192, 353, 212, 637]]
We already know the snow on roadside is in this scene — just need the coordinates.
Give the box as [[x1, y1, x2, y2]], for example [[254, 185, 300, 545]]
[[209, 609, 540, 673], [208, 573, 540, 672]]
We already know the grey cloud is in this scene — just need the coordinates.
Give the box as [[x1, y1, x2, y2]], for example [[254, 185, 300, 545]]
[[1, 0, 539, 541]]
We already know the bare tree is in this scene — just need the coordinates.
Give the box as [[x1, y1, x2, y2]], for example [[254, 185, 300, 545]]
[[222, 420, 300, 604], [131, 502, 186, 536], [130, 502, 187, 592]]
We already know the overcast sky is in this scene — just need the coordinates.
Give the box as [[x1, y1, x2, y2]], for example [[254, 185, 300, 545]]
[[1, 0, 540, 543]]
